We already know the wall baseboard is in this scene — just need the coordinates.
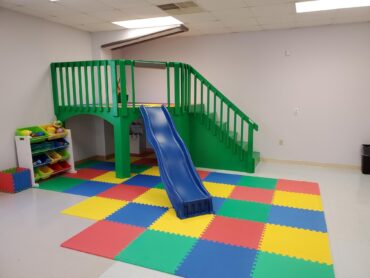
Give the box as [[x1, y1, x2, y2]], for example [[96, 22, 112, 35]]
[[260, 157, 360, 170], [76, 155, 360, 171]]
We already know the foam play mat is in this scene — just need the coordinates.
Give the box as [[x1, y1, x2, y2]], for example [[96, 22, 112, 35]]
[[38, 154, 335, 278]]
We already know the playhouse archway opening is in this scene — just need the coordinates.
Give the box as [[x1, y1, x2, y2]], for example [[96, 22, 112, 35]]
[[64, 113, 155, 176]]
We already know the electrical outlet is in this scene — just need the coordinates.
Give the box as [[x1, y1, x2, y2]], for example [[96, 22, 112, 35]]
[[279, 139, 284, 146]]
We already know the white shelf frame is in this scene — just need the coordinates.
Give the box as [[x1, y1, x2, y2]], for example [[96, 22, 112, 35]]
[[15, 129, 76, 187]]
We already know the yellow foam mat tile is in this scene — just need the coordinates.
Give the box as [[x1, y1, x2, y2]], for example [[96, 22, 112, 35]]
[[149, 209, 214, 238], [145, 153, 156, 158], [141, 166, 160, 177], [62, 196, 128, 220], [260, 224, 332, 264], [133, 188, 172, 208], [130, 156, 141, 162], [203, 182, 235, 198], [272, 190, 323, 211], [92, 172, 136, 184]]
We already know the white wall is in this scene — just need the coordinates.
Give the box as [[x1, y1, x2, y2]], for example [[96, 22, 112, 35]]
[[112, 23, 370, 166], [0, 8, 93, 169]]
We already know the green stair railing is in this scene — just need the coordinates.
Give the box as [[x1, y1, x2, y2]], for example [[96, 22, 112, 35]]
[[165, 62, 259, 166], [51, 59, 258, 167]]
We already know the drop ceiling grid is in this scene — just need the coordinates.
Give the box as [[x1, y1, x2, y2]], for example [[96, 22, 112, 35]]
[[0, 0, 369, 33]]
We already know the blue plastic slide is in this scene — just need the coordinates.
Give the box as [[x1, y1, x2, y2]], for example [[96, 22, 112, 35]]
[[140, 105, 213, 219]]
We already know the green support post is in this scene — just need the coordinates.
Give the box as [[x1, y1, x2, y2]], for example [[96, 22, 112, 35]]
[[174, 64, 180, 115], [113, 118, 131, 178], [50, 64, 59, 114], [246, 124, 255, 172]]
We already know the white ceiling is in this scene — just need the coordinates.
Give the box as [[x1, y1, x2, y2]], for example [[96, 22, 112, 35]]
[[0, 0, 370, 35]]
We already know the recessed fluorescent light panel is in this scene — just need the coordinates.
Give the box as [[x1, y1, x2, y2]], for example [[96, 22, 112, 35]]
[[113, 16, 183, 29], [296, 0, 370, 13]]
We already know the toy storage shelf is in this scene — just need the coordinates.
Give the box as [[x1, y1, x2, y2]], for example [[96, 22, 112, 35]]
[[15, 129, 76, 187]]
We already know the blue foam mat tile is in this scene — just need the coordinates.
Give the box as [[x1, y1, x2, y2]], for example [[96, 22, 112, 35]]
[[123, 175, 162, 188], [268, 205, 327, 232], [176, 240, 257, 278], [63, 180, 116, 197], [107, 203, 168, 228], [212, 197, 226, 213], [88, 162, 116, 171], [204, 172, 242, 185]]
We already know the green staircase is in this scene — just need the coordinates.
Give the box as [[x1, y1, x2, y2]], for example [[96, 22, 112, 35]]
[[50, 60, 259, 178]]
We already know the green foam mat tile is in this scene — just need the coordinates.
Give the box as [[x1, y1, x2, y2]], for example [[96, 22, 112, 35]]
[[237, 176, 277, 189], [217, 199, 271, 223], [38, 177, 86, 192], [155, 182, 165, 189], [115, 230, 197, 274], [252, 251, 335, 278], [130, 164, 153, 174], [76, 160, 101, 169]]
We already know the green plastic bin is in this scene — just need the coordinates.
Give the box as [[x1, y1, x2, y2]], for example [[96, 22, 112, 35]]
[[16, 126, 49, 143]]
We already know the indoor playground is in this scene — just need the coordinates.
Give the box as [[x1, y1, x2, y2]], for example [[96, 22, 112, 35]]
[[1, 2, 370, 278]]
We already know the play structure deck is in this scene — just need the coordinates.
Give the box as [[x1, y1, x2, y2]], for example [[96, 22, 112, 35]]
[[50, 60, 259, 178]]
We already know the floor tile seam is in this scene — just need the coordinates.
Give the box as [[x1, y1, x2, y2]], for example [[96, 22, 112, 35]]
[[275, 189, 323, 197], [270, 203, 323, 212], [203, 181, 238, 187], [198, 236, 260, 251], [251, 218, 269, 278], [227, 195, 272, 205], [132, 200, 171, 208], [265, 223, 329, 235], [270, 204, 326, 213], [255, 250, 333, 266], [104, 219, 148, 230], [146, 228, 201, 240]]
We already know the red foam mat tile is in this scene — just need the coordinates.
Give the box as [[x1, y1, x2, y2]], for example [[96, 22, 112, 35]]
[[202, 215, 265, 249], [64, 169, 108, 180], [98, 184, 149, 201], [230, 186, 274, 204], [61, 220, 145, 259], [276, 179, 320, 195]]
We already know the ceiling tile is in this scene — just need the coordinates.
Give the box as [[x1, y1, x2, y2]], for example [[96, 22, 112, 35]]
[[195, 0, 247, 11], [260, 21, 297, 30], [228, 24, 262, 33], [57, 0, 114, 13], [76, 22, 124, 32], [256, 14, 297, 25], [222, 17, 259, 28], [211, 7, 253, 20], [244, 0, 294, 7], [119, 5, 167, 19], [99, 0, 152, 9], [145, 0, 187, 4], [88, 9, 129, 22], [174, 12, 217, 24], [251, 3, 295, 17]]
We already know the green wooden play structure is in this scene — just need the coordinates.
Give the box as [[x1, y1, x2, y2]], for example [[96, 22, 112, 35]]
[[50, 60, 259, 178]]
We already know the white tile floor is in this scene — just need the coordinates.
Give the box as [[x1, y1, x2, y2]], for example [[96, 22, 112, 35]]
[[0, 162, 369, 278]]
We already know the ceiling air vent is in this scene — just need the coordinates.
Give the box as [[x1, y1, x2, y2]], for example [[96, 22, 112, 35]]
[[157, 4, 179, 11], [157, 1, 203, 15]]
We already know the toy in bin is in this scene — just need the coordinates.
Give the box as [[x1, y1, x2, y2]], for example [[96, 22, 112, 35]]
[[42, 120, 67, 140], [0, 168, 32, 193], [16, 126, 48, 143]]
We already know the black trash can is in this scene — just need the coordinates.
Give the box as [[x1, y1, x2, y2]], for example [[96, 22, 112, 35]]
[[362, 145, 370, 174]]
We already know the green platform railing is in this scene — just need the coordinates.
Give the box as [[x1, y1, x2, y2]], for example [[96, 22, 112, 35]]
[[51, 59, 258, 166]]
